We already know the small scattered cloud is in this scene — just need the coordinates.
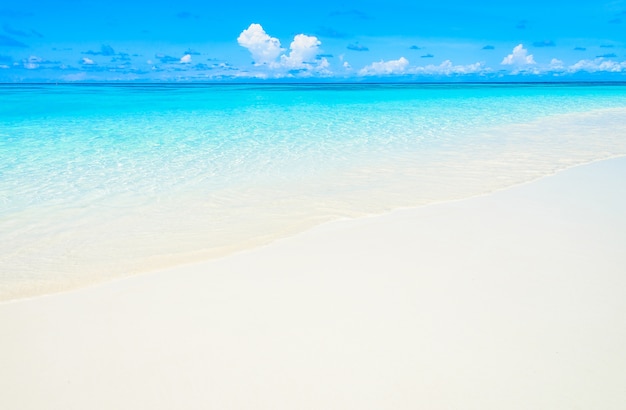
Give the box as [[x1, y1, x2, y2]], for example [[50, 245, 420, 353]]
[[180, 54, 192, 63], [111, 53, 131, 62], [315, 27, 349, 39], [409, 45, 422, 50], [574, 47, 586, 51], [516, 20, 528, 29], [410, 60, 487, 76], [347, 43, 368, 51], [155, 54, 180, 64], [482, 45, 495, 50], [317, 54, 333, 58], [533, 40, 556, 47], [359, 57, 409, 76], [81, 57, 95, 65], [0, 34, 28, 47], [568, 58, 626, 73], [237, 23, 283, 65], [608, 18, 622, 24], [30, 29, 43, 38], [184, 49, 201, 55], [421, 54, 434, 58], [84, 44, 115, 56], [501, 44, 535, 66], [600, 44, 615, 48], [192, 63, 211, 70], [22, 55, 53, 70], [550, 58, 564, 70], [596, 53, 617, 58]]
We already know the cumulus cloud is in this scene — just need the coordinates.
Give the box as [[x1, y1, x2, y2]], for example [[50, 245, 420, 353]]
[[359, 57, 409, 76], [237, 23, 283, 65], [280, 34, 322, 68], [180, 54, 192, 63], [237, 24, 329, 74], [81, 57, 95, 65], [501, 44, 535, 66]]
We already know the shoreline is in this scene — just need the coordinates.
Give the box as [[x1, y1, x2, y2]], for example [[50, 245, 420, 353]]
[[1, 156, 625, 409], [2, 153, 625, 304], [3, 97, 626, 302]]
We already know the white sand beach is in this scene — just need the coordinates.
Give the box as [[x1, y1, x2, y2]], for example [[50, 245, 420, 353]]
[[1, 157, 626, 409]]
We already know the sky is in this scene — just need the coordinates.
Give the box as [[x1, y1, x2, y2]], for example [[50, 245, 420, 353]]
[[0, 0, 625, 82]]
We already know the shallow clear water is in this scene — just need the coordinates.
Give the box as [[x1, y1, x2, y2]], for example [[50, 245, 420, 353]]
[[1, 83, 626, 300]]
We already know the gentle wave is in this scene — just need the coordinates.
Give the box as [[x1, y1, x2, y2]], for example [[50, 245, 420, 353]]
[[1, 84, 626, 300]]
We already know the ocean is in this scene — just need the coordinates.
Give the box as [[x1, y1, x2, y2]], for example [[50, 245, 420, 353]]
[[1, 83, 626, 300]]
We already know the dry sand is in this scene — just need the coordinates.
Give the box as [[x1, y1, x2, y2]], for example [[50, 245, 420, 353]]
[[1, 157, 626, 409]]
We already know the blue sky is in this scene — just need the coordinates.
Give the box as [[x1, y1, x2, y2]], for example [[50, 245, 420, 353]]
[[0, 0, 625, 81]]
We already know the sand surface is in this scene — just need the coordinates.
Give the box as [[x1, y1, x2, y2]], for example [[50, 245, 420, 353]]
[[1, 157, 626, 409]]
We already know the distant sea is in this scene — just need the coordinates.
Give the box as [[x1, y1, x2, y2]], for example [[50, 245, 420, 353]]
[[2, 83, 626, 300]]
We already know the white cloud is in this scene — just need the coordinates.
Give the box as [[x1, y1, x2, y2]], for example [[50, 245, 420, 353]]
[[280, 34, 321, 68], [343, 61, 352, 70], [180, 54, 192, 64], [237, 23, 329, 76], [568, 58, 626, 73], [81, 57, 95, 65], [359, 57, 409, 76], [0, 64, 9, 69], [24, 56, 42, 69], [237, 23, 283, 65], [549, 58, 564, 70], [501, 44, 535, 66], [410, 60, 486, 75]]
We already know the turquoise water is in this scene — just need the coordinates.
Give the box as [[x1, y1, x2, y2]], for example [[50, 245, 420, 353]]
[[2, 83, 626, 300]]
